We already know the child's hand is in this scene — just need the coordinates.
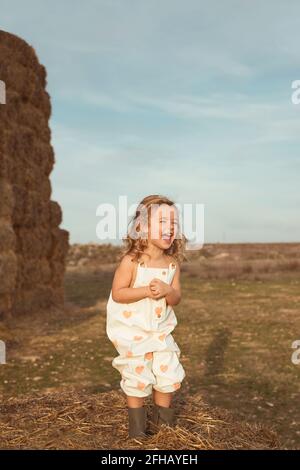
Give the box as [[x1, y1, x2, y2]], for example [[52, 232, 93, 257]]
[[145, 285, 158, 300], [149, 278, 172, 299]]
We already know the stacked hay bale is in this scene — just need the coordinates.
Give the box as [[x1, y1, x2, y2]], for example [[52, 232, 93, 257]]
[[0, 30, 69, 316]]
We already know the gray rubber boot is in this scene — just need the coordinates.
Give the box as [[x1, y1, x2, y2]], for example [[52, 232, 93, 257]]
[[149, 404, 175, 433], [127, 406, 147, 438]]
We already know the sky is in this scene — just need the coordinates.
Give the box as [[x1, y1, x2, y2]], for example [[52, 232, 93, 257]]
[[1, 0, 300, 244]]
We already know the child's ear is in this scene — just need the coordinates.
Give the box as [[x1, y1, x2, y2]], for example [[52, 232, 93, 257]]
[[139, 220, 148, 234]]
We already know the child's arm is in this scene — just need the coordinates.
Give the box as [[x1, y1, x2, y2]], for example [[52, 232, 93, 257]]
[[111, 255, 152, 303], [165, 263, 181, 306]]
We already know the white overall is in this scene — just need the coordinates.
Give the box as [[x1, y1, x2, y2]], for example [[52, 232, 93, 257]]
[[106, 261, 186, 397]]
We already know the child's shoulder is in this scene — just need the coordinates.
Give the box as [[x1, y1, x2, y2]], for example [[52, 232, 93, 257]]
[[119, 253, 135, 264], [117, 253, 138, 270], [165, 254, 180, 270]]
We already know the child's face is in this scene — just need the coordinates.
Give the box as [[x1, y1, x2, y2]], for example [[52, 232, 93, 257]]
[[148, 204, 179, 250]]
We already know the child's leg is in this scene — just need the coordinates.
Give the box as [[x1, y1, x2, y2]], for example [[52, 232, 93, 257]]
[[147, 350, 186, 430], [152, 389, 172, 407], [127, 395, 145, 408], [120, 355, 155, 438], [152, 349, 185, 397], [126, 395, 148, 438], [113, 353, 156, 398]]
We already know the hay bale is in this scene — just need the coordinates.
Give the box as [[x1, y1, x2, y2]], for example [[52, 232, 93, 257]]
[[0, 153, 13, 179], [31, 143, 55, 177], [0, 35, 46, 80], [50, 260, 65, 287], [50, 286, 65, 306], [13, 289, 37, 314], [15, 226, 53, 259], [0, 179, 14, 218], [0, 251, 17, 294], [0, 390, 280, 450], [39, 258, 52, 284], [16, 256, 48, 288], [51, 228, 70, 260], [11, 184, 26, 227], [49, 201, 62, 227], [0, 219, 15, 252], [0, 30, 69, 316], [0, 293, 12, 317], [40, 179, 52, 201]]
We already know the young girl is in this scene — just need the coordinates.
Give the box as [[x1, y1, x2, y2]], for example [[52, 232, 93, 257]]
[[106, 195, 186, 438]]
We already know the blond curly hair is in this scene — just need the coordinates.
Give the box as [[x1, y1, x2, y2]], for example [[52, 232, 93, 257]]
[[120, 194, 187, 264]]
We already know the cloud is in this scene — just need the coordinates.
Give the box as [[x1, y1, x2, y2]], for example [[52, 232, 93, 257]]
[[2, 0, 300, 242]]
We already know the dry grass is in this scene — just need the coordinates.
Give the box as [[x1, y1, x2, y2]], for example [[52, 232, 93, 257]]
[[1, 242, 299, 449], [67, 242, 300, 281], [0, 389, 279, 450]]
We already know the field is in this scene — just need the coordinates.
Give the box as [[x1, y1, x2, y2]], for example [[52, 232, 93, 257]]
[[0, 243, 299, 449]]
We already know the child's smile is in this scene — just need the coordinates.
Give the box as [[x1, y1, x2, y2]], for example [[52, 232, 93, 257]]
[[149, 203, 179, 250], [161, 230, 174, 247]]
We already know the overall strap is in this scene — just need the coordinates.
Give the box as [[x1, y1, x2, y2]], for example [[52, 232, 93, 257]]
[[137, 260, 176, 270], [132, 260, 145, 287], [167, 261, 177, 284], [138, 260, 147, 268]]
